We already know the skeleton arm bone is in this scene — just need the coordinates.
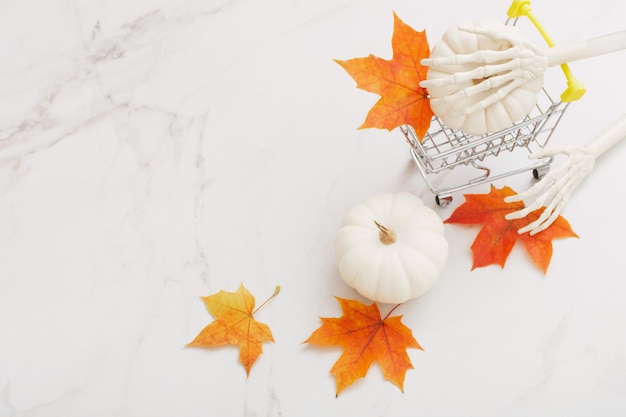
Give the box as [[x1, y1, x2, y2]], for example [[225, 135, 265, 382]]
[[505, 114, 626, 235], [585, 113, 626, 158], [545, 30, 626, 66]]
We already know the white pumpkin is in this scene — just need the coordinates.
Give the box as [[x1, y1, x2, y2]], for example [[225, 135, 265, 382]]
[[426, 18, 544, 135], [335, 192, 448, 304]]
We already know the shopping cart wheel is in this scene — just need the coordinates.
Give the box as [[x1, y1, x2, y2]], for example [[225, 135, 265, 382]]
[[436, 194, 453, 206], [532, 164, 550, 180]]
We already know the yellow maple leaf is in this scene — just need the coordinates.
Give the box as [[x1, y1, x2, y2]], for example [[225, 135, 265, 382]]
[[187, 283, 280, 376]]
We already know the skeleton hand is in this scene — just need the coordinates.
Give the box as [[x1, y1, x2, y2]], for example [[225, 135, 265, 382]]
[[421, 23, 626, 135], [504, 146, 595, 235], [420, 24, 548, 117]]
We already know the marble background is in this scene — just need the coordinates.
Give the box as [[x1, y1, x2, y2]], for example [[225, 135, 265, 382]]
[[2, 0, 626, 416]]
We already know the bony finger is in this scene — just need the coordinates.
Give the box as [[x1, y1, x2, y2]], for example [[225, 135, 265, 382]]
[[528, 150, 551, 159], [529, 218, 552, 236], [505, 207, 530, 220], [421, 56, 457, 67], [457, 25, 488, 37], [533, 201, 566, 236], [509, 179, 554, 201], [503, 194, 523, 203], [518, 221, 540, 235], [457, 25, 477, 33], [517, 223, 533, 235], [459, 78, 523, 116], [418, 80, 430, 89], [531, 213, 560, 235], [526, 203, 560, 235], [529, 145, 571, 159], [518, 211, 551, 234], [458, 25, 517, 45], [419, 77, 454, 88], [420, 58, 432, 66]]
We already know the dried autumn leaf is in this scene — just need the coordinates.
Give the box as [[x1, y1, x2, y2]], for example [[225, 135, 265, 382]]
[[187, 283, 279, 376], [444, 185, 578, 273], [336, 13, 432, 138], [305, 297, 422, 395]]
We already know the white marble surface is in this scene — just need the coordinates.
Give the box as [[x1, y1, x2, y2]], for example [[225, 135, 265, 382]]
[[2, 0, 626, 416]]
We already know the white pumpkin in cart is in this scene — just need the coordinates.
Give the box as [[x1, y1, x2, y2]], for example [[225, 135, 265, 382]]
[[335, 192, 448, 304], [424, 18, 545, 135]]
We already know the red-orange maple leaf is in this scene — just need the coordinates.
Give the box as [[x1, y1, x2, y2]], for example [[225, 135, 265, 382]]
[[336, 13, 432, 139], [187, 284, 279, 376], [305, 297, 422, 395], [444, 185, 578, 273]]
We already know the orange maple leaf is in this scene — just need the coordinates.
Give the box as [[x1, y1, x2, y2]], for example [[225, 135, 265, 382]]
[[335, 13, 433, 138], [444, 185, 578, 273], [187, 283, 280, 376], [305, 297, 422, 395]]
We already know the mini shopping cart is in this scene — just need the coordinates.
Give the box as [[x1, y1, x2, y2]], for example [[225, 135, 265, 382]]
[[402, 0, 585, 205]]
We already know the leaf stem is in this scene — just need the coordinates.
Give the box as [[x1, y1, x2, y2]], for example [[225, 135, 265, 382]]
[[383, 303, 403, 320], [252, 286, 281, 315]]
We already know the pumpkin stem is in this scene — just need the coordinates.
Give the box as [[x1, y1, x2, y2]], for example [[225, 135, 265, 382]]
[[374, 221, 396, 245]]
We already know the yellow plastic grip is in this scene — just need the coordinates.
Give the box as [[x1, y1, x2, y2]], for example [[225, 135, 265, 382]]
[[507, 0, 585, 101]]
